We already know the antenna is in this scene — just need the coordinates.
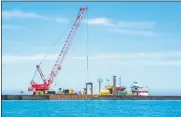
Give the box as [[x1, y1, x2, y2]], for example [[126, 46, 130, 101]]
[[119, 76, 121, 88]]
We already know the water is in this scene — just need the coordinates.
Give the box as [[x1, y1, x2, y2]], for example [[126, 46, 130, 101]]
[[2, 100, 181, 117]]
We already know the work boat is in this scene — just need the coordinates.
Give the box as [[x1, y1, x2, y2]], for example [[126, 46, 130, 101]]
[[131, 81, 149, 96]]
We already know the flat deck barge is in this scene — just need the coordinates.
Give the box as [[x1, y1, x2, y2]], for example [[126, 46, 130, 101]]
[[2, 94, 181, 100]]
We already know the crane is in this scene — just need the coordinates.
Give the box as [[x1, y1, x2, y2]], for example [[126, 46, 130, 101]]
[[28, 6, 88, 95]]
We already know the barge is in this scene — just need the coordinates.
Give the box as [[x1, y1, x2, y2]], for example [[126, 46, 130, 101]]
[[2, 94, 181, 100]]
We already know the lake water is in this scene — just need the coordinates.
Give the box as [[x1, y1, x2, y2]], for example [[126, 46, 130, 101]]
[[2, 100, 181, 117]]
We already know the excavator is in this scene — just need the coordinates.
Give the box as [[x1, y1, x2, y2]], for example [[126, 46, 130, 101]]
[[28, 6, 88, 95]]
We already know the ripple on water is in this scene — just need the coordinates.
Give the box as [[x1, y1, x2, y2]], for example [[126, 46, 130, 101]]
[[2, 100, 181, 117]]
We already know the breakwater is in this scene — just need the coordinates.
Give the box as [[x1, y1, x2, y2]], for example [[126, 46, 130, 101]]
[[2, 95, 181, 100]]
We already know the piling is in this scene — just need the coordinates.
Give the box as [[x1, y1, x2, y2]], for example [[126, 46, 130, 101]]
[[113, 76, 116, 95]]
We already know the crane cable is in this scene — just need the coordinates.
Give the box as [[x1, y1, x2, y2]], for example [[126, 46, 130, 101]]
[[39, 20, 74, 65], [86, 8, 89, 82], [31, 19, 74, 81]]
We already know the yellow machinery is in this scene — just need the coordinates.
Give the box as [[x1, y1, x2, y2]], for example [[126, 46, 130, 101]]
[[34, 91, 44, 95], [100, 89, 110, 95], [33, 90, 55, 95], [128, 91, 133, 95], [99, 85, 113, 95], [63, 89, 75, 94], [44, 90, 48, 94], [99, 85, 115, 95]]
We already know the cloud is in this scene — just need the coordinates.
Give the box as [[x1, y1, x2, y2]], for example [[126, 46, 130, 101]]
[[116, 21, 155, 29], [72, 52, 181, 60], [85, 18, 111, 25], [2, 53, 57, 63], [110, 29, 155, 37], [147, 60, 181, 66], [2, 10, 73, 23], [86, 18, 155, 29], [2, 10, 73, 24], [2, 10, 48, 20], [2, 52, 181, 66], [55, 18, 69, 23], [2, 24, 24, 30], [85, 18, 156, 36]]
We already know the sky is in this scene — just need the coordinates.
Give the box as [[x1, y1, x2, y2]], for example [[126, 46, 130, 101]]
[[2, 2, 181, 95]]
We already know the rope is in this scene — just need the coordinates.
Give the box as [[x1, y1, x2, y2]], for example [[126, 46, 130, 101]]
[[32, 67, 38, 81], [86, 9, 89, 82], [39, 19, 74, 65], [32, 19, 74, 81]]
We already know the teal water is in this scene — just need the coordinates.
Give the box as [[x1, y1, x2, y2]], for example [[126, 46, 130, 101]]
[[2, 100, 181, 117]]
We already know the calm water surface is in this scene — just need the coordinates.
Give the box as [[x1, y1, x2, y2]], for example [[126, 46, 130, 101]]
[[2, 100, 181, 117]]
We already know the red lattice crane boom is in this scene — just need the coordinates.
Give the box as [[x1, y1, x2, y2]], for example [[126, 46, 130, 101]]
[[28, 6, 88, 92]]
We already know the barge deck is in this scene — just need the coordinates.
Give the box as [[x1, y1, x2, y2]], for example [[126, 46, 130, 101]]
[[2, 95, 181, 100]]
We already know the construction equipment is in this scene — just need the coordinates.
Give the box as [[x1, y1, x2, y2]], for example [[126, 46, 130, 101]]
[[28, 6, 88, 95], [100, 85, 127, 95], [85, 82, 93, 95], [100, 76, 127, 95], [100, 89, 110, 95], [63, 89, 75, 94]]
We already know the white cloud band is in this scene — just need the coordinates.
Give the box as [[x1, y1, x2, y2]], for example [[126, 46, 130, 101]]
[[2, 52, 181, 66], [2, 10, 48, 20]]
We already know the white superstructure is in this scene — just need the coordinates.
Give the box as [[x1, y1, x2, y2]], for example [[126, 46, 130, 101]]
[[131, 81, 149, 96]]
